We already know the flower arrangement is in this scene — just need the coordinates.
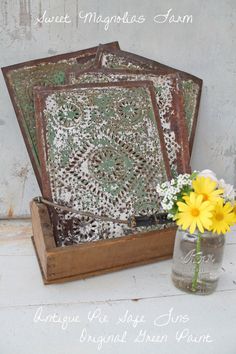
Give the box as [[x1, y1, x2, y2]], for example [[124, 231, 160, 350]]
[[157, 169, 236, 293], [157, 169, 236, 235]]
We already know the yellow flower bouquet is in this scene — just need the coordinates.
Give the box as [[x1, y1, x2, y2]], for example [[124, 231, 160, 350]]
[[157, 170, 236, 294]]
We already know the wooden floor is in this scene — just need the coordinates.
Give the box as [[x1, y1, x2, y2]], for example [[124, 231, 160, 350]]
[[0, 219, 236, 354]]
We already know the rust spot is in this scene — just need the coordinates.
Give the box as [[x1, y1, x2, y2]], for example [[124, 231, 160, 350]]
[[7, 206, 14, 218]]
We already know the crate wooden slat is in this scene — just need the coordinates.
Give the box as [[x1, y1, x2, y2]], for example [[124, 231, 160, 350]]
[[30, 200, 176, 284]]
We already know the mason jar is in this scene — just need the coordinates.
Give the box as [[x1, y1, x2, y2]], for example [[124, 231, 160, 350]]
[[171, 227, 225, 295]]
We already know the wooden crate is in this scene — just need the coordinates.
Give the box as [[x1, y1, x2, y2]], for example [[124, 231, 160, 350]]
[[31, 200, 176, 284]]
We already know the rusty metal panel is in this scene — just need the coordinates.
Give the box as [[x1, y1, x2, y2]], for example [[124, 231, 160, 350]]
[[1, 42, 120, 191], [34, 81, 171, 245], [67, 68, 190, 176], [95, 46, 202, 153]]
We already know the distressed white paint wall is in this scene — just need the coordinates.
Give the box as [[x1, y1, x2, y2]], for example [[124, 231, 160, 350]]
[[0, 0, 235, 217]]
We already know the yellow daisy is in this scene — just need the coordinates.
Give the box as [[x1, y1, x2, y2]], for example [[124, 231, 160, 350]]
[[176, 192, 214, 234], [210, 199, 235, 235], [192, 176, 223, 203]]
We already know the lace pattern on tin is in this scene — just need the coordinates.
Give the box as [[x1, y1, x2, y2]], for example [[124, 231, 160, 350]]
[[97, 50, 200, 143], [69, 71, 182, 176], [40, 85, 168, 245], [8, 58, 95, 167]]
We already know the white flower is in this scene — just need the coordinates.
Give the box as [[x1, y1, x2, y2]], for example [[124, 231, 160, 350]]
[[218, 179, 235, 201], [157, 173, 193, 215], [198, 169, 218, 182]]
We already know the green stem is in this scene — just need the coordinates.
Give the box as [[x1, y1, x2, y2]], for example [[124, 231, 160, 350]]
[[191, 231, 202, 292]]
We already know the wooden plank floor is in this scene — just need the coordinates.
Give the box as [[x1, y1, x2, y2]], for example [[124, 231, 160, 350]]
[[0, 219, 236, 354]]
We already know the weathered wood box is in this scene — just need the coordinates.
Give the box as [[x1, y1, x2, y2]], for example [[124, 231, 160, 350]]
[[31, 200, 176, 284]]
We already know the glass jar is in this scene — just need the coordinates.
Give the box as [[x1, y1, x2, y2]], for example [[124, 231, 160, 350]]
[[171, 227, 225, 295]]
